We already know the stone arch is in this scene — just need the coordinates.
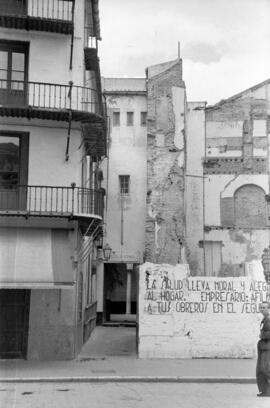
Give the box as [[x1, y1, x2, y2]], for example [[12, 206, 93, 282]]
[[221, 175, 268, 199], [234, 184, 267, 228]]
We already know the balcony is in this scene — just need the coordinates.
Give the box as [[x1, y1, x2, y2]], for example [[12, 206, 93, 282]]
[[0, 0, 74, 34], [0, 78, 104, 120], [0, 185, 105, 235]]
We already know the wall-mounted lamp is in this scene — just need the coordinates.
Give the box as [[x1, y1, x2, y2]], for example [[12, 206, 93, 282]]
[[103, 243, 112, 262]]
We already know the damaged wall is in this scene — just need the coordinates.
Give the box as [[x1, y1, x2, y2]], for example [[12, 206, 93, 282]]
[[204, 228, 270, 277], [185, 102, 206, 275], [145, 59, 186, 264], [186, 81, 270, 277]]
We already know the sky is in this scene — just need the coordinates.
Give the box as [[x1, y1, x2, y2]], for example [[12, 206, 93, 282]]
[[98, 0, 270, 105]]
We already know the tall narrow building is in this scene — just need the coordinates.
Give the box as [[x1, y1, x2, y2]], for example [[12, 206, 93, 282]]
[[0, 0, 106, 360]]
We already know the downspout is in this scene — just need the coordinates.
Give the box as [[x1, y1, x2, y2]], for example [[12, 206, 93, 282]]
[[120, 194, 124, 246], [203, 109, 206, 275], [69, 0, 75, 71], [103, 95, 110, 236], [65, 81, 73, 161]]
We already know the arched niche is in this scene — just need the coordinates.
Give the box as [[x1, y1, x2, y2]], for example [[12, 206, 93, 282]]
[[234, 184, 267, 228]]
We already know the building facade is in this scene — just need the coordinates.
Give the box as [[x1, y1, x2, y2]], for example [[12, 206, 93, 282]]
[[0, 0, 106, 359], [102, 62, 270, 358], [104, 63, 270, 281], [98, 78, 147, 323], [186, 79, 270, 277]]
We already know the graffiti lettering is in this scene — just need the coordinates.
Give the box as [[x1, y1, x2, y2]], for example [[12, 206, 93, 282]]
[[143, 274, 270, 315]]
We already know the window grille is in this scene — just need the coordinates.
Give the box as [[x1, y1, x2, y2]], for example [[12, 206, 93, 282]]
[[119, 175, 130, 195]]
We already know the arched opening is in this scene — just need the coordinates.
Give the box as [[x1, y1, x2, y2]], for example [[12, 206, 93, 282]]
[[234, 184, 267, 228]]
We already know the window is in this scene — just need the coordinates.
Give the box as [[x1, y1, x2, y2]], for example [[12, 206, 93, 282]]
[[126, 112, 134, 126], [0, 131, 29, 210], [140, 112, 147, 126], [112, 111, 120, 127], [0, 40, 28, 106], [119, 175, 130, 195]]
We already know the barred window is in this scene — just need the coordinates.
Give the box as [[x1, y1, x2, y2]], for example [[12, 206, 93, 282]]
[[119, 175, 130, 194]]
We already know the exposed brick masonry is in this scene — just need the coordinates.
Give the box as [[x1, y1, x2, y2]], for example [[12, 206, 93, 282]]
[[145, 60, 186, 264]]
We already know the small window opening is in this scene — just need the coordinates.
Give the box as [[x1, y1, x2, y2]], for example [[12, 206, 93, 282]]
[[119, 175, 130, 194]]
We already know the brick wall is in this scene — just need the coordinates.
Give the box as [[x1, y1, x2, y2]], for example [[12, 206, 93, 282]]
[[145, 60, 186, 264], [203, 157, 267, 174]]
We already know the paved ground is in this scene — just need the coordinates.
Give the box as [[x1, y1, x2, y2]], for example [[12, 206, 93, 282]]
[[0, 327, 257, 382], [80, 326, 137, 357], [0, 382, 268, 408]]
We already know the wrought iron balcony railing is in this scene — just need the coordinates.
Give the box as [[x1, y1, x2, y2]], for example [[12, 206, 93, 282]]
[[0, 79, 103, 117], [0, 0, 74, 34], [0, 0, 73, 22], [0, 185, 105, 219]]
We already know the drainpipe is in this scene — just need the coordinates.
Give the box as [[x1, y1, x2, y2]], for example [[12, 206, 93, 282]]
[[120, 194, 124, 246], [69, 0, 75, 70]]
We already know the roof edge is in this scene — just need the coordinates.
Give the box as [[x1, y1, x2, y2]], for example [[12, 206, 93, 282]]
[[207, 78, 270, 110]]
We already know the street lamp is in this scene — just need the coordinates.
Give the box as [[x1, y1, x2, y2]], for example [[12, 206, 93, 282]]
[[103, 243, 112, 261]]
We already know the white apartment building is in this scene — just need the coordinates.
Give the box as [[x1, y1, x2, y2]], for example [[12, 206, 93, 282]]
[[98, 78, 147, 323], [0, 0, 106, 360]]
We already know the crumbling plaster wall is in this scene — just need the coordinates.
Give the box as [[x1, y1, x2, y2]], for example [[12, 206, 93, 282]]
[[204, 228, 270, 277], [145, 60, 186, 264], [204, 174, 269, 226], [202, 85, 270, 277]]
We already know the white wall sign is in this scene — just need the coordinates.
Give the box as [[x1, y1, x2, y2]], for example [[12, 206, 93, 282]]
[[139, 262, 269, 359]]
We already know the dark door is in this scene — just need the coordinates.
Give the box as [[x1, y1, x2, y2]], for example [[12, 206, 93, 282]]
[[0, 132, 29, 210], [0, 289, 30, 359], [0, 0, 27, 15], [0, 40, 28, 106]]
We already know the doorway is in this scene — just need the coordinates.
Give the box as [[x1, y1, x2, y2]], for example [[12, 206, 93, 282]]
[[0, 131, 29, 210], [204, 241, 222, 276], [0, 289, 30, 358], [104, 263, 137, 323], [0, 40, 28, 107]]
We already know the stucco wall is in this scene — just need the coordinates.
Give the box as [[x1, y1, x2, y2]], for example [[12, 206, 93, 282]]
[[185, 102, 206, 275], [26, 228, 77, 360], [139, 262, 268, 359], [103, 93, 147, 260], [28, 288, 76, 360], [0, 120, 82, 187], [0, 1, 85, 86]]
